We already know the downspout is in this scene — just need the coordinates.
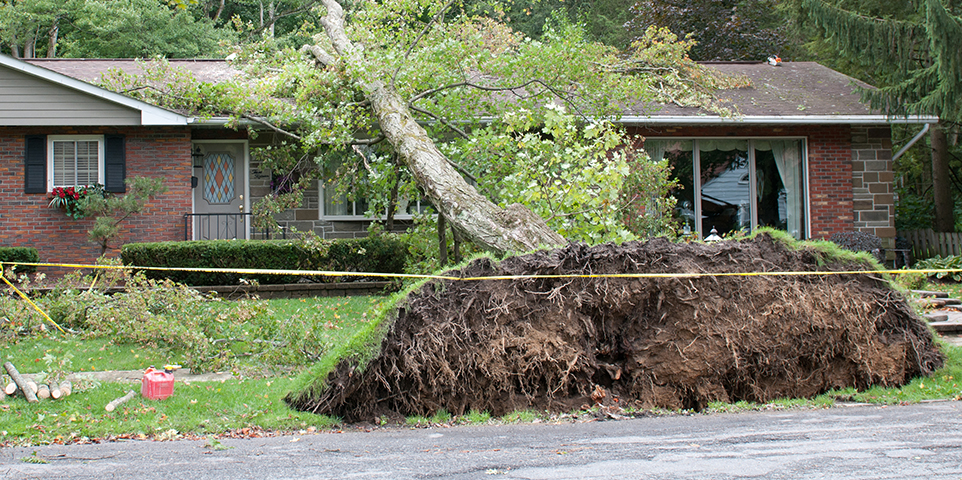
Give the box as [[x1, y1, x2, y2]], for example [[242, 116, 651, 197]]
[[892, 123, 930, 162], [892, 123, 930, 189]]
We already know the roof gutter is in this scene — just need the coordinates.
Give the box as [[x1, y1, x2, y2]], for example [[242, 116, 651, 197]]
[[617, 115, 940, 126], [892, 123, 931, 162]]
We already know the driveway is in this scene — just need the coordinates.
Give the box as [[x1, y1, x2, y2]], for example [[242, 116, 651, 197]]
[[2, 401, 961, 479]]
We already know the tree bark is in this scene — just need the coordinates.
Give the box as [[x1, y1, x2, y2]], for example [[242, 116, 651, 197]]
[[3, 362, 38, 403], [438, 212, 448, 266], [931, 122, 955, 232], [315, 0, 567, 256], [105, 390, 136, 412], [46, 19, 59, 58]]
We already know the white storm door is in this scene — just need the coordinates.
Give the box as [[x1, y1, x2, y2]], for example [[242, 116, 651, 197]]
[[192, 141, 248, 240]]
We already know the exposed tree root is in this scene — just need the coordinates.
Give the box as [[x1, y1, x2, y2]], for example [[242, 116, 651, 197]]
[[287, 234, 943, 421]]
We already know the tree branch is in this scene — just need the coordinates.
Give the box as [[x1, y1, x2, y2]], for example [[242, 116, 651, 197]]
[[391, 0, 456, 88], [240, 114, 302, 141]]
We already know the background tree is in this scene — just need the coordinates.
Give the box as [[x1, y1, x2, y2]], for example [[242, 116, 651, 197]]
[[626, 0, 792, 61], [803, 0, 962, 232], [0, 0, 233, 58]]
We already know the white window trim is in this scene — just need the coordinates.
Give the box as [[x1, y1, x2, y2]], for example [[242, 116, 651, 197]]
[[647, 136, 810, 240], [319, 181, 432, 221], [47, 135, 105, 191]]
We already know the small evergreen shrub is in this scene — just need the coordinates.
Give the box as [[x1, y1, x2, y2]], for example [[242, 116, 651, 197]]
[[829, 231, 885, 264], [0, 247, 40, 274]]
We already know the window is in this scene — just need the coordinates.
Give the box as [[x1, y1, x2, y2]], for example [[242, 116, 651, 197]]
[[49, 136, 104, 189], [645, 138, 807, 239], [321, 183, 433, 220]]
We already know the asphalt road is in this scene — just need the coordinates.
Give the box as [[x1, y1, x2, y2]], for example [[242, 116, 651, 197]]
[[2, 401, 962, 479]]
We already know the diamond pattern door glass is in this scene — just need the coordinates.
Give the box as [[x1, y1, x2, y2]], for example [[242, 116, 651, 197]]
[[203, 153, 235, 204]]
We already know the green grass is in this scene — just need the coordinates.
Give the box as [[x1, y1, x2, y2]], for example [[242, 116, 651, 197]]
[[5, 273, 962, 446], [1, 294, 382, 446], [0, 376, 337, 446]]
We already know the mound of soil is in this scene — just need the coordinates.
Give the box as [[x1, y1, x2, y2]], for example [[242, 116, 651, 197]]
[[288, 234, 943, 421]]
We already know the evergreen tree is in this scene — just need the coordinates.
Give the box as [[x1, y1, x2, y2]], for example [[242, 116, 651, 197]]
[[804, 0, 962, 231]]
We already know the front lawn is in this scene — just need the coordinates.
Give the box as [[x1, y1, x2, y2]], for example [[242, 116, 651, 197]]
[[2, 272, 962, 446]]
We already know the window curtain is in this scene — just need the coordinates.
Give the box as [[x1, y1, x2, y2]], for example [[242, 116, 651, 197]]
[[764, 140, 803, 239], [644, 140, 667, 163]]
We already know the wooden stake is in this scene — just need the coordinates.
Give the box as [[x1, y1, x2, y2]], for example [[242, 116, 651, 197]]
[[36, 383, 50, 400], [3, 362, 38, 403], [105, 390, 136, 412], [59, 380, 72, 397], [49, 380, 62, 400]]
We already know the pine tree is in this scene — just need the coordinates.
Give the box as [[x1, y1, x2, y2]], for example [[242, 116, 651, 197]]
[[804, 0, 962, 231]]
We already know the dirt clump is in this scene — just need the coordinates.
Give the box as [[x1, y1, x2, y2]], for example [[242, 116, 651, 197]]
[[287, 234, 943, 421]]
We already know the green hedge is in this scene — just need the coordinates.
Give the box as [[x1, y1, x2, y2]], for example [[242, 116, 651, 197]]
[[0, 247, 39, 274], [120, 236, 408, 286]]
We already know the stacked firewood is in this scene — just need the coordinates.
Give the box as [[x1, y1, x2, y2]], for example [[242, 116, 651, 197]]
[[2, 361, 72, 403]]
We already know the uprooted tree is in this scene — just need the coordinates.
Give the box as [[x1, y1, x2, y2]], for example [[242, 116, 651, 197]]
[[286, 0, 746, 254], [100, 0, 742, 256]]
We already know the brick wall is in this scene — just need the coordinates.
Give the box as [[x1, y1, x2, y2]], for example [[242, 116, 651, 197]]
[[0, 127, 192, 273], [626, 124, 888, 241]]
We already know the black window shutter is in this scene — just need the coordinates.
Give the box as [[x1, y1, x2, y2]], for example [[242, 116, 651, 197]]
[[24, 135, 47, 193], [104, 134, 126, 193]]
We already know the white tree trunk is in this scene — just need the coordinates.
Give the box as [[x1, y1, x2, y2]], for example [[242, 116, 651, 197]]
[[315, 0, 566, 255]]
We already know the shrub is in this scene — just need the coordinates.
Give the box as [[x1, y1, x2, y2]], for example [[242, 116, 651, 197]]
[[0, 247, 39, 274], [829, 231, 885, 264], [914, 255, 962, 282], [121, 235, 408, 286]]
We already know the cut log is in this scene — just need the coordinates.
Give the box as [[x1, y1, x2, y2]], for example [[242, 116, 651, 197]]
[[0, 386, 5, 402], [36, 383, 50, 400], [49, 380, 62, 400], [3, 362, 38, 403], [59, 380, 72, 397], [25, 381, 38, 394], [105, 390, 136, 412], [3, 380, 16, 396]]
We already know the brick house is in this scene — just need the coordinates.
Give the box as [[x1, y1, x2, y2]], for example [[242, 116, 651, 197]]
[[0, 54, 935, 271], [620, 62, 936, 255]]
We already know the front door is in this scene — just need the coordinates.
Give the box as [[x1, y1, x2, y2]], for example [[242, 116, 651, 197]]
[[192, 141, 248, 240]]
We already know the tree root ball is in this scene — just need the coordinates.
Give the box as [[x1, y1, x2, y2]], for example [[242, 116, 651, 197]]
[[288, 234, 943, 421]]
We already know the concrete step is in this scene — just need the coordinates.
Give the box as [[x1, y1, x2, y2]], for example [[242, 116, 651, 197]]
[[929, 321, 962, 333], [912, 290, 950, 298]]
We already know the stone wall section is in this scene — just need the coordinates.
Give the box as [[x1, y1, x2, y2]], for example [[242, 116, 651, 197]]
[[850, 126, 896, 250]]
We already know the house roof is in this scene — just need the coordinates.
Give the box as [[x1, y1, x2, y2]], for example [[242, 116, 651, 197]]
[[23, 58, 240, 84], [5, 56, 937, 127], [623, 61, 937, 125], [0, 54, 189, 126]]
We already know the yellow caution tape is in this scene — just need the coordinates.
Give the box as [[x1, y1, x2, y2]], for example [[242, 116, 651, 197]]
[[0, 264, 67, 334], [0, 261, 960, 282]]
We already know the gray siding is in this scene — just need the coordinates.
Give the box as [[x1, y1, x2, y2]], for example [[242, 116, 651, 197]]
[[0, 67, 141, 126]]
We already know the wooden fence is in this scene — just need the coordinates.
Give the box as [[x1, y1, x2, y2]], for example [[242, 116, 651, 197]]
[[899, 229, 962, 260]]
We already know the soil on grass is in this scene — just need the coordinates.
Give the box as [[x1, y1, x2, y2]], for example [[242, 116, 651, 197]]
[[287, 234, 944, 421]]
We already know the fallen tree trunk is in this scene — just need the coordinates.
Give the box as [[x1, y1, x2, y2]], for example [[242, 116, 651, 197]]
[[314, 0, 566, 256], [3, 362, 38, 403]]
